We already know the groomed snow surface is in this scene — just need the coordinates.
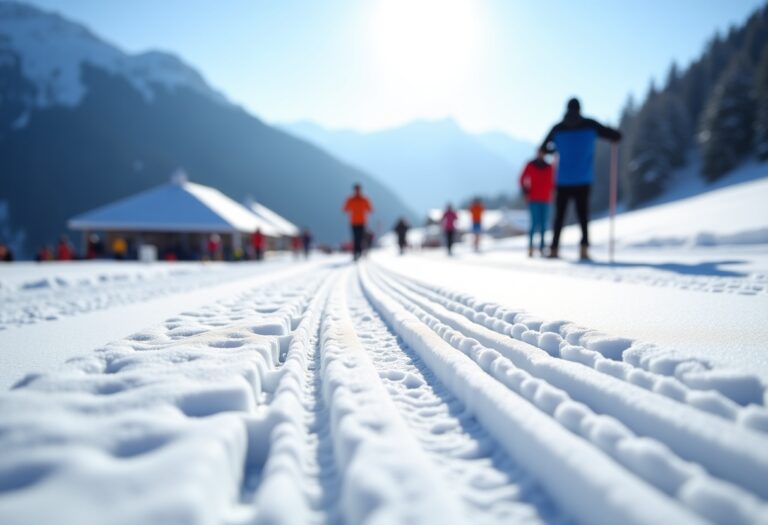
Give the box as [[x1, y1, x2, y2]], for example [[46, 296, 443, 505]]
[[1, 175, 767, 525]]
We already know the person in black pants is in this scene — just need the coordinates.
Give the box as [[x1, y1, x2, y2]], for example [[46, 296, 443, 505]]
[[343, 184, 373, 261], [550, 185, 590, 255], [540, 98, 621, 260]]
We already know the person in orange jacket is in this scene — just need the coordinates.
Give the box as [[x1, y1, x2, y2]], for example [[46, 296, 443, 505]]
[[343, 184, 373, 261], [469, 198, 484, 252]]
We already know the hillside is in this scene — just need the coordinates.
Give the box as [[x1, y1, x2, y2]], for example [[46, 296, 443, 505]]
[[606, 5, 768, 211], [0, 3, 414, 256]]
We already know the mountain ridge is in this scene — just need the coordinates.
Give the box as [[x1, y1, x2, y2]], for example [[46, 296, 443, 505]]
[[280, 118, 535, 212], [0, 2, 414, 256]]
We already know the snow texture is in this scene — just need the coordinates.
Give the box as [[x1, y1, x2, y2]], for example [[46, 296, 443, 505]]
[[1, 174, 767, 524]]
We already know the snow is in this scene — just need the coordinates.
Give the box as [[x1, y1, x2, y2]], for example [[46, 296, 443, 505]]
[[0, 3, 228, 109], [244, 200, 300, 237], [1, 174, 767, 524], [68, 176, 280, 235]]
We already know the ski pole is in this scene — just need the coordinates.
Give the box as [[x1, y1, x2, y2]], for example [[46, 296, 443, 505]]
[[609, 142, 618, 264]]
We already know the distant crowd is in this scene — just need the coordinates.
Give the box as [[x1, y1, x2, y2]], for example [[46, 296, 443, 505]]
[[1, 97, 621, 264], [345, 97, 622, 262]]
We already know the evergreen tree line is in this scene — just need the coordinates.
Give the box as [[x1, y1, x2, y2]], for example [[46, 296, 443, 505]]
[[591, 5, 768, 211]]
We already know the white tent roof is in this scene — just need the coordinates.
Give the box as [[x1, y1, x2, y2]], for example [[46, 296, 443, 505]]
[[245, 199, 300, 237], [68, 175, 280, 236]]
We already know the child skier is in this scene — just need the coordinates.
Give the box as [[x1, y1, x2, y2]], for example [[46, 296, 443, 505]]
[[519, 149, 554, 257]]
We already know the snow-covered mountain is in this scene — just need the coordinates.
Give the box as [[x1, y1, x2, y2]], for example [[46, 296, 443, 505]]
[[0, 2, 414, 256], [0, 2, 227, 108], [281, 119, 535, 213]]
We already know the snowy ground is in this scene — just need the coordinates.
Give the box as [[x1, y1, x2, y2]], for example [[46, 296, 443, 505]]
[[1, 177, 767, 524]]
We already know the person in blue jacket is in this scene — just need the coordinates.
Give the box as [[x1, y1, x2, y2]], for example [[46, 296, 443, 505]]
[[540, 97, 621, 260]]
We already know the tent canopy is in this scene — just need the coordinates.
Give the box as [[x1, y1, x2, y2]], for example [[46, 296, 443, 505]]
[[69, 175, 280, 236], [245, 199, 300, 237]]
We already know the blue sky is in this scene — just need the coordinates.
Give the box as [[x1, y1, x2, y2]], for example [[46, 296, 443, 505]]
[[22, 0, 766, 142]]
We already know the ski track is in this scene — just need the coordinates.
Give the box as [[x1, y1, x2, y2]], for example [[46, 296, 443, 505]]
[[374, 265, 768, 422], [346, 274, 569, 525], [0, 261, 767, 524], [0, 264, 280, 330], [362, 264, 768, 525]]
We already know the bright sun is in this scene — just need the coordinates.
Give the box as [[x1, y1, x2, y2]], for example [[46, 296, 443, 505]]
[[369, 0, 482, 111]]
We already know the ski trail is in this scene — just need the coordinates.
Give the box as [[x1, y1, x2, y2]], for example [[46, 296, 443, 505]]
[[0, 261, 318, 329], [0, 268, 329, 525], [375, 265, 768, 425], [361, 263, 768, 525], [346, 271, 569, 525], [246, 272, 342, 524]]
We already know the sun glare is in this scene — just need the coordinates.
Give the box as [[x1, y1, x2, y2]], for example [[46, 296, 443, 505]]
[[369, 0, 482, 114]]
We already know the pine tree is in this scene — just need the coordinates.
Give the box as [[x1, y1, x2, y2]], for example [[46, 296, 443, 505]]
[[699, 54, 757, 180], [755, 43, 768, 159], [625, 98, 673, 206], [660, 92, 692, 167]]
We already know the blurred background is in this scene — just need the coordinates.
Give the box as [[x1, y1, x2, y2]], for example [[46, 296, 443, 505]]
[[0, 0, 765, 259]]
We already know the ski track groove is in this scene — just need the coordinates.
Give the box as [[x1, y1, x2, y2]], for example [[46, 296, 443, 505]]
[[237, 271, 342, 525], [375, 265, 768, 425], [0, 268, 331, 525], [362, 263, 768, 524], [2, 261, 768, 524], [346, 273, 569, 525], [0, 265, 278, 329]]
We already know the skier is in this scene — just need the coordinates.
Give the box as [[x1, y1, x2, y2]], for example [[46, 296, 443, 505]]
[[394, 217, 409, 255], [301, 228, 312, 259], [540, 97, 621, 260], [469, 198, 484, 252], [207, 234, 221, 261], [0, 243, 12, 262], [519, 149, 555, 257], [252, 228, 265, 261], [442, 204, 458, 256], [57, 236, 73, 261], [291, 234, 302, 259], [86, 234, 103, 259], [112, 236, 127, 260], [343, 184, 373, 261], [36, 245, 53, 262]]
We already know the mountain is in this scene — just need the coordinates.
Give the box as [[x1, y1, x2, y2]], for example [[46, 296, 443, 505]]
[[474, 130, 536, 168], [281, 119, 535, 213], [0, 2, 414, 257]]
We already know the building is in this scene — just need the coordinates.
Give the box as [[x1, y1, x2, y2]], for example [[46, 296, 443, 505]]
[[68, 172, 280, 260]]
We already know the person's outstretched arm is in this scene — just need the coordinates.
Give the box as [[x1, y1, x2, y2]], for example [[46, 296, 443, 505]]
[[539, 125, 559, 153], [589, 119, 622, 142]]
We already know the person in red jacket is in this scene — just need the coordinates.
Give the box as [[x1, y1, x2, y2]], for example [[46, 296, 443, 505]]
[[343, 184, 373, 261], [519, 149, 555, 257], [57, 235, 74, 261], [252, 228, 265, 261]]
